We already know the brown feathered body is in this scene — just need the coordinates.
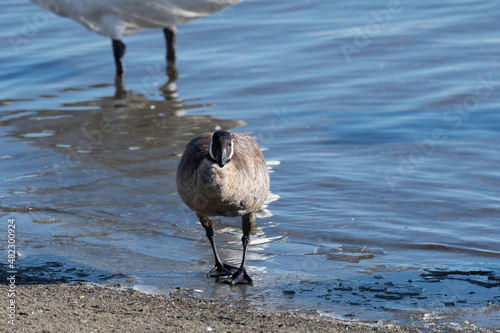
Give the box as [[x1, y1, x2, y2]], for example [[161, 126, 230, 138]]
[[176, 132, 270, 217]]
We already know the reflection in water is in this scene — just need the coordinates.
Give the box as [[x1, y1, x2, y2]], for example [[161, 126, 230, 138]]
[[2, 65, 246, 176]]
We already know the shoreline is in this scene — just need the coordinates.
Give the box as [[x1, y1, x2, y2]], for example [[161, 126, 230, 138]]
[[7, 282, 425, 333]]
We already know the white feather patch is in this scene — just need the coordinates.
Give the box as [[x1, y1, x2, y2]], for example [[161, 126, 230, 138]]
[[209, 135, 215, 161], [228, 136, 234, 160]]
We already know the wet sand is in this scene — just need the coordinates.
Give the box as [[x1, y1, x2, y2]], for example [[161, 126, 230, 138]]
[[8, 282, 424, 333]]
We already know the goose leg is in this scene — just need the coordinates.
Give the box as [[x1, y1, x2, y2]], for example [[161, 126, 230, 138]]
[[163, 27, 177, 64], [198, 215, 238, 277], [225, 213, 255, 285], [112, 39, 126, 77]]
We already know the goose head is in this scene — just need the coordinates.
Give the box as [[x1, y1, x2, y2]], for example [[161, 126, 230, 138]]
[[209, 131, 234, 168]]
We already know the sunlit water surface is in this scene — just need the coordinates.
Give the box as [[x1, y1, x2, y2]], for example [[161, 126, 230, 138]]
[[1, 0, 500, 329]]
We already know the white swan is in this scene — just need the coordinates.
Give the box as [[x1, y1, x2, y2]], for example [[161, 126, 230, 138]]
[[30, 0, 241, 76]]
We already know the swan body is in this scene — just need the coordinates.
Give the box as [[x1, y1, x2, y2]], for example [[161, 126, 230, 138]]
[[176, 131, 270, 284], [30, 0, 240, 39], [30, 0, 241, 76]]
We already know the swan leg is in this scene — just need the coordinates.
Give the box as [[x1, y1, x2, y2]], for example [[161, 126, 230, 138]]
[[198, 215, 238, 277], [163, 27, 177, 64], [112, 39, 126, 77], [225, 213, 255, 285]]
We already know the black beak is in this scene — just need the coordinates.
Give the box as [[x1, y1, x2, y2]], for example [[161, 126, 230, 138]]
[[216, 149, 228, 168]]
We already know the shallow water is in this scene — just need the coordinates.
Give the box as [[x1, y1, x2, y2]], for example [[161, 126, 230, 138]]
[[1, 0, 500, 329]]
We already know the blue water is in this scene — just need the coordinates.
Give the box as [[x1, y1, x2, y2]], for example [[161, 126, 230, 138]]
[[1, 0, 500, 328]]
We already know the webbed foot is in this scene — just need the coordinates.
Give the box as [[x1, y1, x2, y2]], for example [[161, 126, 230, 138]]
[[223, 268, 253, 285], [208, 263, 238, 277]]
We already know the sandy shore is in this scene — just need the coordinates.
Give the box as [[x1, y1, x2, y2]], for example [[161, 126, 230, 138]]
[[5, 282, 425, 333]]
